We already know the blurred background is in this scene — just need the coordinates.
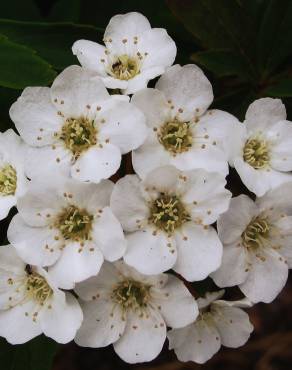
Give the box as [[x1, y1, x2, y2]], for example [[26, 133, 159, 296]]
[[0, 0, 292, 369]]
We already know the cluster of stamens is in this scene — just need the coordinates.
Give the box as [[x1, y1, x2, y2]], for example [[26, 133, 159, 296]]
[[243, 138, 270, 169], [59, 117, 97, 157], [0, 164, 17, 196], [110, 55, 140, 80], [111, 279, 151, 312], [158, 120, 193, 154], [149, 193, 190, 234], [56, 205, 93, 241], [242, 215, 270, 249], [25, 271, 53, 306]]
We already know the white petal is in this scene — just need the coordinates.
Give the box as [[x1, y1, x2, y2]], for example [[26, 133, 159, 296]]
[[124, 227, 177, 274], [98, 99, 147, 153], [256, 182, 292, 214], [48, 242, 104, 289], [155, 64, 213, 120], [132, 134, 171, 179], [92, 207, 126, 261], [217, 195, 257, 245], [174, 223, 222, 281], [104, 12, 151, 43], [25, 144, 72, 180], [239, 248, 288, 303], [51, 65, 109, 117], [143, 165, 182, 194], [123, 67, 166, 95], [168, 320, 221, 364], [41, 292, 83, 343], [71, 144, 121, 183], [269, 120, 292, 171], [131, 88, 170, 128], [153, 275, 198, 328], [211, 243, 249, 287], [113, 308, 166, 364], [74, 262, 120, 301], [245, 98, 286, 133], [0, 244, 26, 274], [212, 304, 253, 348], [75, 299, 125, 347], [197, 290, 225, 309], [0, 195, 16, 220], [72, 40, 107, 75], [0, 301, 42, 344], [101, 76, 128, 90], [9, 87, 61, 146], [110, 175, 149, 232], [8, 215, 61, 266], [138, 28, 176, 70], [182, 169, 231, 225]]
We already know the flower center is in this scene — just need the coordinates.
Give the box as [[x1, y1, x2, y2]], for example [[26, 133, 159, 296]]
[[243, 138, 270, 169], [59, 117, 97, 157], [242, 215, 270, 249], [110, 55, 140, 80], [149, 193, 190, 234], [158, 120, 193, 154], [0, 164, 17, 196], [56, 205, 93, 241], [25, 271, 53, 305], [111, 280, 151, 312]]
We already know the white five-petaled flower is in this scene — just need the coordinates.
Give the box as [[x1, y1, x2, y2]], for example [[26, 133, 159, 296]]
[[72, 12, 176, 95], [0, 129, 28, 220], [230, 97, 292, 196], [9, 65, 147, 183], [211, 183, 292, 303], [74, 261, 198, 364], [8, 177, 126, 289], [131, 64, 239, 179], [168, 290, 253, 364], [110, 165, 231, 280], [0, 245, 83, 344]]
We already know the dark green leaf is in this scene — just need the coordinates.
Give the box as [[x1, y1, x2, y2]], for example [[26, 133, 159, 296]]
[[0, 336, 58, 370], [0, 19, 103, 70], [264, 78, 292, 97], [0, 35, 56, 89], [191, 49, 249, 78], [0, 0, 41, 21], [0, 87, 20, 130], [48, 0, 80, 22]]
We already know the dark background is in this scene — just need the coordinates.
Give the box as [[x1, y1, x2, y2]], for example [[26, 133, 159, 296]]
[[0, 1, 292, 369]]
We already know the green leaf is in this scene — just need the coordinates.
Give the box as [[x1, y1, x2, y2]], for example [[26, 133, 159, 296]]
[[0, 336, 58, 370], [48, 0, 80, 22], [0, 35, 56, 89], [0, 0, 41, 21], [264, 78, 292, 97], [0, 87, 20, 130], [257, 0, 292, 75], [0, 19, 103, 70], [167, 0, 258, 78], [191, 49, 249, 78]]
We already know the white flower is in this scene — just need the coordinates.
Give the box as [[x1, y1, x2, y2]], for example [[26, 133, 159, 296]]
[[74, 261, 198, 364], [211, 183, 292, 303], [230, 97, 292, 196], [131, 64, 239, 179], [72, 12, 176, 95], [8, 176, 126, 289], [110, 165, 231, 280], [9, 65, 147, 183], [168, 290, 253, 364], [0, 245, 83, 344], [0, 129, 28, 220]]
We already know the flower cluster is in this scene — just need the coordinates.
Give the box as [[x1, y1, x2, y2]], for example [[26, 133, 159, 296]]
[[0, 11, 291, 364]]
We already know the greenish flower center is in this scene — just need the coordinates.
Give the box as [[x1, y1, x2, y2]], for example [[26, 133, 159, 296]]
[[111, 55, 140, 80], [243, 138, 270, 169], [149, 193, 190, 234], [158, 120, 193, 154], [56, 205, 93, 241], [59, 117, 97, 157], [0, 164, 17, 196], [242, 215, 270, 249], [26, 271, 53, 305], [111, 280, 151, 312]]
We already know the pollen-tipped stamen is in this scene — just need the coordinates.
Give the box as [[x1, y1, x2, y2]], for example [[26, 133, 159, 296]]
[[158, 120, 193, 154], [242, 216, 270, 249], [243, 138, 270, 169], [0, 164, 17, 196], [110, 55, 140, 80]]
